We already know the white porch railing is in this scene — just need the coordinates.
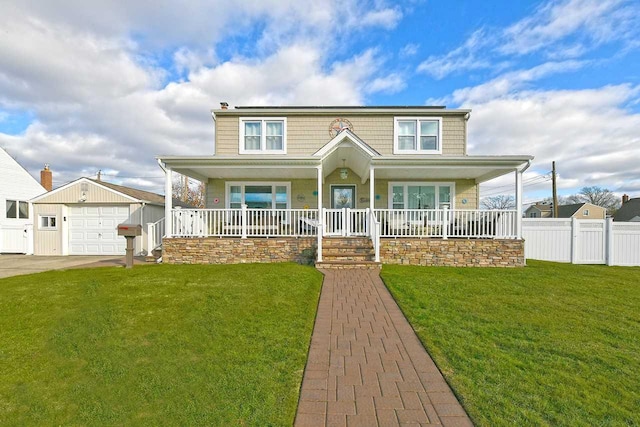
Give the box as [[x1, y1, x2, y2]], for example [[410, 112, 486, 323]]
[[171, 207, 319, 238], [168, 207, 517, 240], [375, 208, 518, 239], [323, 208, 368, 237], [147, 217, 165, 253]]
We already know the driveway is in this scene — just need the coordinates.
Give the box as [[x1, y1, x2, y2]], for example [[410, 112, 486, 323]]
[[0, 255, 151, 279]]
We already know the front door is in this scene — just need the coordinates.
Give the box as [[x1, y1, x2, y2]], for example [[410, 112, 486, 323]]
[[325, 186, 356, 235], [331, 185, 355, 209]]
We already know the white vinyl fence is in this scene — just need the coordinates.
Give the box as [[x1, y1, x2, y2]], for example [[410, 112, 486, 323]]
[[522, 218, 640, 266]]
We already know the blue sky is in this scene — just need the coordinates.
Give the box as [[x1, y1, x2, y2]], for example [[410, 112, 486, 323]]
[[1, 0, 639, 205]]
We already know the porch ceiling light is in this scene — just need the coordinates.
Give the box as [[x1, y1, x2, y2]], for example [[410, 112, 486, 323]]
[[340, 158, 348, 180]]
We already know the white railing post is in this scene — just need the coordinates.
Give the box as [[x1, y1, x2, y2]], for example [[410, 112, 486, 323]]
[[147, 222, 154, 254], [343, 208, 349, 237], [241, 204, 248, 239], [442, 206, 449, 240]]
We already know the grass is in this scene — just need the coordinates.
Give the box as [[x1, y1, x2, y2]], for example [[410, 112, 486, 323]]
[[381, 260, 640, 426], [0, 263, 323, 426]]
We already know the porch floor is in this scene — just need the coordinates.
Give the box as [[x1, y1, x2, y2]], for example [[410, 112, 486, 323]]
[[295, 269, 472, 426]]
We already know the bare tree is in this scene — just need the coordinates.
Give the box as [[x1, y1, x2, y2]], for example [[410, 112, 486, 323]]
[[566, 186, 620, 214], [172, 176, 205, 208], [481, 195, 515, 210]]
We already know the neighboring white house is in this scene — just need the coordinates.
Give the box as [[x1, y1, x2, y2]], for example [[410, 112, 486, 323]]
[[29, 178, 173, 256], [0, 148, 46, 254]]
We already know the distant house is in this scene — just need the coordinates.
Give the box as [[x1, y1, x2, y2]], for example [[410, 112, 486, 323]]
[[557, 203, 606, 219], [0, 148, 47, 254], [30, 177, 186, 256], [613, 195, 640, 222], [525, 203, 553, 218]]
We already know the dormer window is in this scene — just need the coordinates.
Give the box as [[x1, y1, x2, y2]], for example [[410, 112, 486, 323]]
[[393, 117, 442, 154], [239, 117, 287, 154]]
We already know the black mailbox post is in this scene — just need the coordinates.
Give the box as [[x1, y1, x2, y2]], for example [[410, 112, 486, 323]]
[[117, 224, 142, 268]]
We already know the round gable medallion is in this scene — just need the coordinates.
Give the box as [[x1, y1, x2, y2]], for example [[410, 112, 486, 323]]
[[329, 118, 353, 137]]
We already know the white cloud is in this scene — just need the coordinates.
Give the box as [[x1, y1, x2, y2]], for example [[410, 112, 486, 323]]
[[400, 43, 419, 57], [417, 29, 493, 79], [448, 60, 587, 104], [366, 74, 406, 94], [466, 84, 640, 196], [417, 0, 640, 78], [499, 0, 637, 56]]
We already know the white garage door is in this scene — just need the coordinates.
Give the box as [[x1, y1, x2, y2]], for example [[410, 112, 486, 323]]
[[69, 205, 130, 255]]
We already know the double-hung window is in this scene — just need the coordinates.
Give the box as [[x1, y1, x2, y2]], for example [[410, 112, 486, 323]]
[[5, 200, 29, 219], [239, 118, 286, 154], [393, 117, 442, 154]]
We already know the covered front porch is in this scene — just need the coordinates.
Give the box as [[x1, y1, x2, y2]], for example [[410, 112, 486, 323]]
[[156, 132, 532, 266]]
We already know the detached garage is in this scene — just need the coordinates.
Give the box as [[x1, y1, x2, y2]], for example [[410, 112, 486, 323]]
[[31, 178, 167, 256]]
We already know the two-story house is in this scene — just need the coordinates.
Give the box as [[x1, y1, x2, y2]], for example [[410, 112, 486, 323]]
[[156, 105, 533, 267]]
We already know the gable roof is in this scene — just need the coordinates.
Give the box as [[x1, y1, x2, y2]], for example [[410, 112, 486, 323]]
[[525, 203, 552, 213], [614, 197, 640, 221], [313, 129, 381, 158], [30, 177, 192, 207], [557, 202, 605, 218], [0, 147, 46, 198], [88, 179, 165, 204]]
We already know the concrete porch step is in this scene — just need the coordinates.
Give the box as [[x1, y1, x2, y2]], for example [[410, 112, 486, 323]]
[[322, 253, 374, 262], [315, 260, 381, 270]]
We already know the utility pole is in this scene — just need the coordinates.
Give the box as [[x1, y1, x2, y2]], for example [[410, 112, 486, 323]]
[[97, 170, 101, 181], [552, 161, 558, 218]]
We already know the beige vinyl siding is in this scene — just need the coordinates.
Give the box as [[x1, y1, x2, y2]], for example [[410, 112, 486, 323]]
[[442, 116, 466, 155], [33, 204, 63, 255], [37, 181, 134, 204], [205, 177, 478, 210], [215, 114, 465, 156]]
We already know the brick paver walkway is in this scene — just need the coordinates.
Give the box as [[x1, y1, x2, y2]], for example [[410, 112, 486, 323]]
[[295, 269, 473, 427]]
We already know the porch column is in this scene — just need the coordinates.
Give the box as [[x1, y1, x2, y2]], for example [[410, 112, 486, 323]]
[[317, 165, 323, 262], [164, 166, 173, 237], [515, 168, 523, 239], [369, 167, 375, 211]]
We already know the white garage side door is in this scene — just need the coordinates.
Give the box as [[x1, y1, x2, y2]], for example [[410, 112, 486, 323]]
[[69, 205, 130, 255]]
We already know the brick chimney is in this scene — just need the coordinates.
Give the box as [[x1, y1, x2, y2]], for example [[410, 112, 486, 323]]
[[220, 102, 229, 109], [622, 194, 629, 204], [40, 164, 52, 191]]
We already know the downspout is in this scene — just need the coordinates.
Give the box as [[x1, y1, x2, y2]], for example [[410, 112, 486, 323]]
[[463, 112, 470, 156], [140, 202, 146, 255]]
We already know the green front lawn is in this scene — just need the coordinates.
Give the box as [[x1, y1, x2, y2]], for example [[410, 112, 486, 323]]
[[381, 261, 640, 426], [0, 263, 323, 426]]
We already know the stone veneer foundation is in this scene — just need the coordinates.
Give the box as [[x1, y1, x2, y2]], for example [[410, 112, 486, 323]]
[[380, 238, 525, 267], [163, 237, 525, 267], [163, 237, 317, 265]]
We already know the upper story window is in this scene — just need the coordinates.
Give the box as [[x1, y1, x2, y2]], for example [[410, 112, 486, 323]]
[[6, 200, 29, 219], [239, 117, 287, 154], [393, 117, 442, 154]]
